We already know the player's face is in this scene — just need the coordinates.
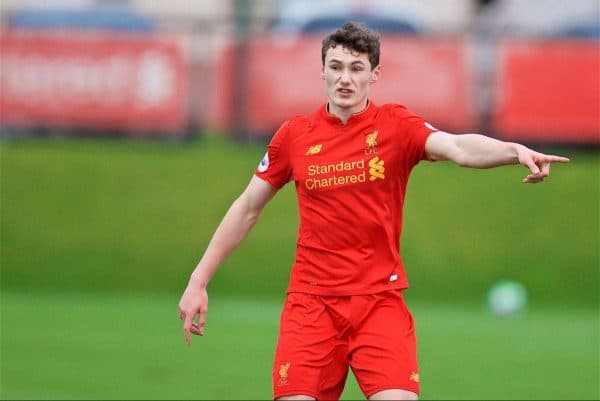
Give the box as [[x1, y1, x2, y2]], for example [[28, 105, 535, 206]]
[[322, 46, 380, 115]]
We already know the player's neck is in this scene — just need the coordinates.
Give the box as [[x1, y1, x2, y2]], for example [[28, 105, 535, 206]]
[[327, 100, 369, 125]]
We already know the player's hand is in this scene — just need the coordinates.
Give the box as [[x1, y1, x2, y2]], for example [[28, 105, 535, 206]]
[[516, 146, 570, 184], [178, 283, 208, 346]]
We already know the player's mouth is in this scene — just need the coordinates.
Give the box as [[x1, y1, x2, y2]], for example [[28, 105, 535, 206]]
[[337, 88, 354, 97]]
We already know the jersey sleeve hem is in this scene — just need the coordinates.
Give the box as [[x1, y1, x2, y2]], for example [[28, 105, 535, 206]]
[[254, 172, 285, 190]]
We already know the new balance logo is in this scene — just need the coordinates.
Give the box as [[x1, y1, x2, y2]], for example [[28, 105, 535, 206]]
[[368, 156, 385, 181], [305, 144, 322, 155]]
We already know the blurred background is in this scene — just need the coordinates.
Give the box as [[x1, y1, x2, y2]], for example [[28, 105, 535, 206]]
[[1, 0, 598, 400]]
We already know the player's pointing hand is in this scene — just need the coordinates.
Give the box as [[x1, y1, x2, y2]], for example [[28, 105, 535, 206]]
[[517, 146, 570, 184]]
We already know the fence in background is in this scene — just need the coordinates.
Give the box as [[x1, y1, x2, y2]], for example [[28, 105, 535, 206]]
[[208, 35, 477, 135], [492, 40, 600, 144], [0, 30, 190, 137], [0, 28, 598, 144]]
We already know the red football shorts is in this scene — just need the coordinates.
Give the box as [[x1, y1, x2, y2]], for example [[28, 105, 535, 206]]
[[272, 290, 419, 400]]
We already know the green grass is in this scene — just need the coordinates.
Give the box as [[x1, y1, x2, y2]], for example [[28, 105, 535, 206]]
[[1, 136, 598, 399], [1, 136, 597, 305], [1, 291, 598, 400]]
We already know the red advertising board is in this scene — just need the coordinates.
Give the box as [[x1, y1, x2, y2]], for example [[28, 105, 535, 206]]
[[208, 35, 476, 136], [493, 40, 600, 144], [0, 30, 190, 135]]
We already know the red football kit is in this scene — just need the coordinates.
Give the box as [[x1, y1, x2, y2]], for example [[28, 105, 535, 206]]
[[255, 101, 437, 399], [255, 101, 436, 295]]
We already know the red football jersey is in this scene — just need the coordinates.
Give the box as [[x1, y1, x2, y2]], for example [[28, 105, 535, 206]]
[[255, 101, 437, 295]]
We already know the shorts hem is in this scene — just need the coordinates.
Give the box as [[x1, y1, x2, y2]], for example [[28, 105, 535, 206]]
[[365, 384, 419, 399], [286, 283, 408, 297], [273, 388, 319, 400]]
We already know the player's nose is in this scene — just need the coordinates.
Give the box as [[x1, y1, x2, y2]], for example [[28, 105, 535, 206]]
[[339, 69, 351, 83]]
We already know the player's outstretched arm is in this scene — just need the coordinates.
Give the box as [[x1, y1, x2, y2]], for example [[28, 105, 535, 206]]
[[178, 176, 278, 345], [424, 131, 570, 184]]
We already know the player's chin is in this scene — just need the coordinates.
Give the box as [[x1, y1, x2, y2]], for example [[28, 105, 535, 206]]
[[332, 97, 357, 109]]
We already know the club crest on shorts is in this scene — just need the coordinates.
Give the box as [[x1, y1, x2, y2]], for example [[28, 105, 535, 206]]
[[257, 152, 269, 172], [278, 361, 291, 386]]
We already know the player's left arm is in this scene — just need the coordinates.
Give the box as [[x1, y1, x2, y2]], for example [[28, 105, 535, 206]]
[[424, 131, 570, 183]]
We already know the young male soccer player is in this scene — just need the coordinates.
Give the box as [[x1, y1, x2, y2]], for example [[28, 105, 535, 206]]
[[178, 22, 569, 400]]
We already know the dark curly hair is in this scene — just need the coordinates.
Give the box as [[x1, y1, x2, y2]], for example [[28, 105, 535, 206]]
[[321, 21, 381, 69]]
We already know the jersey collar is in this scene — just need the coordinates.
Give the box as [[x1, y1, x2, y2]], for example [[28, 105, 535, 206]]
[[321, 100, 377, 126]]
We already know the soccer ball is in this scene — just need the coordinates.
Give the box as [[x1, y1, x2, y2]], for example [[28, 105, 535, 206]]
[[487, 280, 528, 317]]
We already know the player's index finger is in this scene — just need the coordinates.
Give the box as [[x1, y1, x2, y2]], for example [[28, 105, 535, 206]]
[[548, 155, 570, 163]]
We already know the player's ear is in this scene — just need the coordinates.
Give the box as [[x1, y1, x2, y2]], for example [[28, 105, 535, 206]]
[[370, 65, 381, 84], [321, 67, 325, 80]]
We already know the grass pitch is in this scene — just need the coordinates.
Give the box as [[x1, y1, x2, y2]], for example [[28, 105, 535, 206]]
[[1, 291, 598, 400], [1, 136, 597, 305], [1, 136, 598, 399]]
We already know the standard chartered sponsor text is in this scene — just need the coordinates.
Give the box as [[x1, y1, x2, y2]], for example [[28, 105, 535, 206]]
[[306, 159, 366, 190]]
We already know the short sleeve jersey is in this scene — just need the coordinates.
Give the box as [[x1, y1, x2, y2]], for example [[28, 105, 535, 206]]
[[255, 101, 437, 296]]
